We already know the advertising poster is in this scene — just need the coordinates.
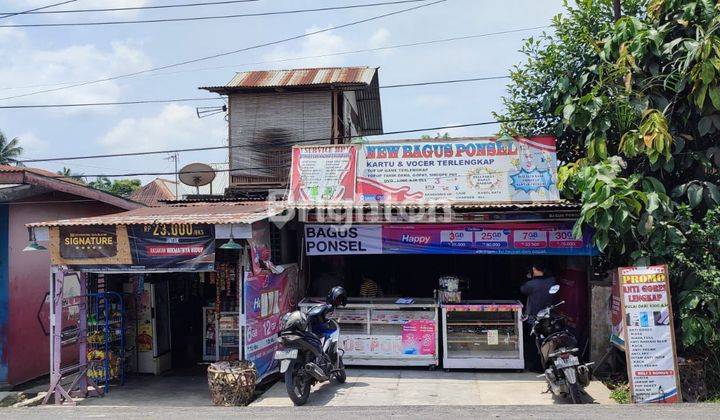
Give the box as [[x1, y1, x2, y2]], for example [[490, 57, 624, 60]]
[[51, 224, 215, 271], [127, 224, 215, 271], [401, 320, 436, 356], [619, 265, 681, 403], [288, 145, 356, 203], [304, 223, 595, 256], [356, 137, 559, 203], [244, 264, 299, 381]]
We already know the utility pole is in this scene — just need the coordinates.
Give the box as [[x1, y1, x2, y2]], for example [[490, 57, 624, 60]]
[[165, 152, 179, 198], [613, 0, 621, 21]]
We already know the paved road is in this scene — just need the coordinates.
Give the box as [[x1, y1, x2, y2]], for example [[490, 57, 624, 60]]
[[3, 404, 718, 419]]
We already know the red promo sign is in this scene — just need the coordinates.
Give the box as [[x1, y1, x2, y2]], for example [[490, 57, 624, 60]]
[[288, 145, 356, 203]]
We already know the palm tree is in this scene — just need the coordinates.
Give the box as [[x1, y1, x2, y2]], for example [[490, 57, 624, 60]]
[[57, 167, 85, 182], [0, 130, 23, 166]]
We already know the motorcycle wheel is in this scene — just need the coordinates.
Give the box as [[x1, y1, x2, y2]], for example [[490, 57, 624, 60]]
[[285, 360, 311, 406], [568, 383, 583, 404], [334, 358, 347, 383]]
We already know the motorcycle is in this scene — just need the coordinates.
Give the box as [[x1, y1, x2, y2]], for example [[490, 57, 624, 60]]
[[274, 289, 347, 406], [530, 291, 593, 404]]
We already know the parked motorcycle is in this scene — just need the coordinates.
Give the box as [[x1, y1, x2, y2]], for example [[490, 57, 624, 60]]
[[274, 286, 347, 406], [530, 291, 593, 404]]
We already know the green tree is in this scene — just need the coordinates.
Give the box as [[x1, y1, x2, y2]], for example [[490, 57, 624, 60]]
[[0, 130, 24, 165], [88, 177, 141, 198], [496, 0, 720, 380]]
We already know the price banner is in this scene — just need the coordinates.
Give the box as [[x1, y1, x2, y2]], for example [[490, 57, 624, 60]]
[[619, 265, 681, 403], [474, 228, 511, 249], [513, 229, 548, 248], [127, 224, 215, 271], [548, 229, 584, 248]]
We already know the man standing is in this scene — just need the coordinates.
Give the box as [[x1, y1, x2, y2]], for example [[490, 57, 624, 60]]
[[520, 261, 557, 372]]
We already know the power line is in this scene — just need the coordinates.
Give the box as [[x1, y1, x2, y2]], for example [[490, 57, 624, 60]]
[[0, 0, 445, 102], [0, 0, 430, 28], [0, 26, 545, 92], [0, 0, 259, 15], [21, 117, 545, 164], [0, 0, 77, 19], [0, 76, 509, 109]]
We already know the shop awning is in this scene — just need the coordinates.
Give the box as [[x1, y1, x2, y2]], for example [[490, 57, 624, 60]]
[[28, 201, 283, 227]]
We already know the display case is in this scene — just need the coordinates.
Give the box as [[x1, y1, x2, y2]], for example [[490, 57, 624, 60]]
[[441, 301, 524, 369], [300, 297, 439, 367], [203, 307, 239, 361]]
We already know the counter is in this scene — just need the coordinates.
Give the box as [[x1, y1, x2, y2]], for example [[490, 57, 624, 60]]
[[441, 300, 524, 369], [300, 297, 439, 367]]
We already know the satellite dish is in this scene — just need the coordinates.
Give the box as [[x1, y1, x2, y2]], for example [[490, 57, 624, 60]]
[[179, 163, 216, 194]]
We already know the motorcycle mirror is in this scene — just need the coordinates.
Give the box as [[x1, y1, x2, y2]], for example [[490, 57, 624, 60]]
[[549, 285, 560, 295]]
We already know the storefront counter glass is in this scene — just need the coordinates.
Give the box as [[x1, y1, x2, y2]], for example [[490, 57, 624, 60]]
[[441, 300, 524, 369], [300, 297, 439, 367]]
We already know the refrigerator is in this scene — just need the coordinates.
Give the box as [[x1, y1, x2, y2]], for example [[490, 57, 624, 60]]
[[137, 280, 172, 374]]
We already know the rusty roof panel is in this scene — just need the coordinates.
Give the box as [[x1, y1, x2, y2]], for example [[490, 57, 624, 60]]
[[216, 67, 377, 89], [28, 201, 281, 227]]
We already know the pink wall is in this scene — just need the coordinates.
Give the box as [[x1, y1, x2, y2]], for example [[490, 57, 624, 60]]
[[7, 193, 125, 386]]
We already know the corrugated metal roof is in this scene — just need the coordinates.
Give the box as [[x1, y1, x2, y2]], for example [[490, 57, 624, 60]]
[[130, 178, 176, 206], [28, 201, 281, 227], [0, 165, 142, 210], [202, 67, 377, 91]]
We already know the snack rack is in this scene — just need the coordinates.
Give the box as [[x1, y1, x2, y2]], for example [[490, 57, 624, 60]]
[[87, 292, 126, 392]]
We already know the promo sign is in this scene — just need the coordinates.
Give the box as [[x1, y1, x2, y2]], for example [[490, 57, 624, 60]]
[[288, 145, 356, 203], [304, 223, 595, 256], [244, 264, 299, 381], [50, 224, 215, 272], [128, 224, 215, 271], [619, 265, 681, 403], [59, 226, 118, 259], [357, 137, 559, 203], [287, 137, 560, 204]]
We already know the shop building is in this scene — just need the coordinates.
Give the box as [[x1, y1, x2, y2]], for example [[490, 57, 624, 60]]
[[286, 137, 596, 370], [27, 201, 300, 404], [0, 165, 142, 389]]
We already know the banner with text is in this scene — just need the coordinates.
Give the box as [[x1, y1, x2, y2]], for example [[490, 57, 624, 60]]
[[288, 145, 356, 203], [244, 264, 299, 381], [288, 137, 560, 204], [304, 223, 595, 256], [50, 224, 215, 272], [619, 265, 681, 403]]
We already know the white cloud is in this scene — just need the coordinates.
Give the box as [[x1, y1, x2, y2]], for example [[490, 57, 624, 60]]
[[0, 32, 151, 111], [16, 131, 49, 154], [369, 28, 390, 48], [99, 104, 226, 153], [261, 26, 349, 68]]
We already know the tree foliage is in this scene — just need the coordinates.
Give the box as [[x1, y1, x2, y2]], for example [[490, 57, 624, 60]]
[[0, 130, 24, 166], [88, 177, 141, 198], [497, 0, 720, 368]]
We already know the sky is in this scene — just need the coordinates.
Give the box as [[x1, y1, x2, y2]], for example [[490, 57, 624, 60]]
[[0, 0, 565, 184]]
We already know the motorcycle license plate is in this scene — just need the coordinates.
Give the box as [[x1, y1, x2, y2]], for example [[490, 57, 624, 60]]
[[554, 355, 578, 368], [274, 349, 298, 360]]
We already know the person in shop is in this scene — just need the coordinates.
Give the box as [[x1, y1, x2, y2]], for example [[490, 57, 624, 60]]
[[520, 261, 557, 372]]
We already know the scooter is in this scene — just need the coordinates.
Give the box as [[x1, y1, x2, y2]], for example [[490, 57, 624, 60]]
[[530, 289, 593, 404], [274, 297, 346, 405]]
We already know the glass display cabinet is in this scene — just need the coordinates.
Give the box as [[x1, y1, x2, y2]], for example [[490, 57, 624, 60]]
[[300, 297, 439, 367], [441, 301, 524, 369]]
